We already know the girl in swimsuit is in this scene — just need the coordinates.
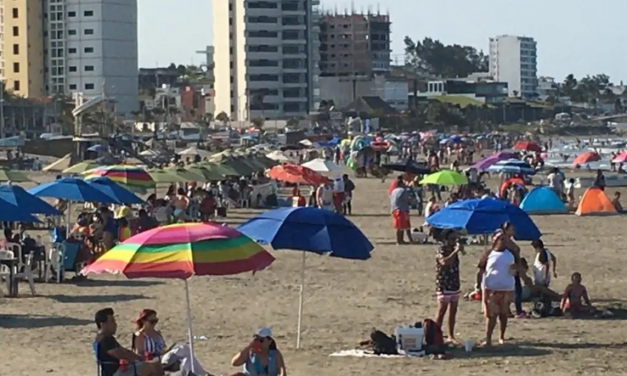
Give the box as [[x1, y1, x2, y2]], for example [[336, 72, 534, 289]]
[[171, 188, 189, 222], [561, 272, 594, 316]]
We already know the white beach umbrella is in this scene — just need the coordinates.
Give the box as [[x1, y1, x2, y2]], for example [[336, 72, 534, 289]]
[[266, 150, 294, 162], [301, 158, 342, 172], [178, 146, 212, 158]]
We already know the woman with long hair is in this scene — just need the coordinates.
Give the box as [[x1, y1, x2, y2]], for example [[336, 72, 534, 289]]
[[229, 328, 287, 376], [132, 309, 166, 360]]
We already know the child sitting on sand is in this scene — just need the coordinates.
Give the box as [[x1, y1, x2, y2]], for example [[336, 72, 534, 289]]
[[561, 272, 594, 316]]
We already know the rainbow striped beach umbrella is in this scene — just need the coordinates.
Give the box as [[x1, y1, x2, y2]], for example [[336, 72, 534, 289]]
[[81, 222, 275, 370], [83, 165, 155, 189], [82, 222, 275, 279]]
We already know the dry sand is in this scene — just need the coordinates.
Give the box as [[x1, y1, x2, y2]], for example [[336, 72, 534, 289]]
[[2, 171, 627, 376]]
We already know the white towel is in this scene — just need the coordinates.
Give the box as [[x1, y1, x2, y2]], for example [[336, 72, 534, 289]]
[[329, 349, 423, 358], [162, 344, 207, 375]]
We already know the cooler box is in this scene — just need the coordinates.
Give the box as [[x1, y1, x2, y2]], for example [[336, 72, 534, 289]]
[[394, 326, 425, 355]]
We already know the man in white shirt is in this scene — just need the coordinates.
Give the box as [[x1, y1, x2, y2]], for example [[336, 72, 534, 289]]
[[547, 168, 564, 197]]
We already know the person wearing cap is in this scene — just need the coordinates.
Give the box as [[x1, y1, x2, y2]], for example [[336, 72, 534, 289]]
[[229, 328, 286, 376]]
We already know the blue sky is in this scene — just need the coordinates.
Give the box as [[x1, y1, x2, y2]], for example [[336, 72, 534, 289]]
[[138, 0, 626, 83]]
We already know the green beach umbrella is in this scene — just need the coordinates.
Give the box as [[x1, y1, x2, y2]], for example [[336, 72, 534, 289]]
[[419, 170, 468, 186], [0, 167, 32, 182], [62, 161, 100, 175], [164, 167, 205, 182], [147, 168, 188, 183], [185, 164, 224, 181]]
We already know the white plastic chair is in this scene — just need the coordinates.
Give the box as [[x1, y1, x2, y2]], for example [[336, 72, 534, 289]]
[[49, 242, 65, 283], [7, 242, 36, 295], [0, 249, 15, 297]]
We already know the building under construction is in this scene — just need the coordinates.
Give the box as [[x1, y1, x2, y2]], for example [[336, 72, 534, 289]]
[[318, 10, 391, 78]]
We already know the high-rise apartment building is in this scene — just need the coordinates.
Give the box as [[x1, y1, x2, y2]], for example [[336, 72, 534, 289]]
[[0, 0, 139, 115], [44, 0, 139, 114], [213, 0, 321, 121], [1, 0, 45, 97], [318, 12, 391, 77], [489, 35, 538, 98]]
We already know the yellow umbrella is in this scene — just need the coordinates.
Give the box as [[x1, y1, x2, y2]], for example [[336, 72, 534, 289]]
[[62, 161, 100, 174], [147, 168, 188, 183]]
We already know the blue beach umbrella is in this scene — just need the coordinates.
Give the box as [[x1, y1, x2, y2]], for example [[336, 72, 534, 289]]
[[28, 177, 119, 203], [426, 198, 541, 241], [487, 159, 536, 175], [87, 178, 144, 204], [0, 185, 60, 215], [238, 207, 374, 348], [0, 198, 41, 222]]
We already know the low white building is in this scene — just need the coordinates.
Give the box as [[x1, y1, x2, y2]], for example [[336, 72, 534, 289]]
[[319, 75, 408, 110]]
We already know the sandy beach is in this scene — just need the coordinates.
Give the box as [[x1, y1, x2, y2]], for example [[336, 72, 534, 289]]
[[2, 171, 627, 376]]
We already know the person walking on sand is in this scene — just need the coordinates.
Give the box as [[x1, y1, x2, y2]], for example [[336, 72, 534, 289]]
[[389, 178, 413, 245]]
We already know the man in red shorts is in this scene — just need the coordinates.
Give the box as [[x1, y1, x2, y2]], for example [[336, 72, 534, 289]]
[[389, 177, 413, 244]]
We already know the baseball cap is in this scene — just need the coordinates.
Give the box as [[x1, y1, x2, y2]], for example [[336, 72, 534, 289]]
[[256, 327, 273, 338]]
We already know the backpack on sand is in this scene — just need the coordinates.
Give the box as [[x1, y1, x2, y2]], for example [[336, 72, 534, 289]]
[[422, 319, 446, 355], [367, 329, 398, 355]]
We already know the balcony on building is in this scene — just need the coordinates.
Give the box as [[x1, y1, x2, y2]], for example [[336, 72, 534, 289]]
[[418, 77, 509, 104]]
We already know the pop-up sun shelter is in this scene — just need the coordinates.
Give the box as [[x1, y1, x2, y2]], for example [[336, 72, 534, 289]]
[[519, 186, 568, 214], [575, 187, 618, 216]]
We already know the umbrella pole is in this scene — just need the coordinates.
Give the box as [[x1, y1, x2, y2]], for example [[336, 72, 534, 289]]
[[184, 279, 196, 373], [296, 251, 306, 349]]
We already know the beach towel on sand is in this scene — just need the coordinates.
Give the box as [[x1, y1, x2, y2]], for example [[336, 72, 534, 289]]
[[329, 349, 422, 358]]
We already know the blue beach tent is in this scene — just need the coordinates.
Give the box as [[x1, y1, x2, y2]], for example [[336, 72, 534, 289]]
[[519, 186, 568, 214]]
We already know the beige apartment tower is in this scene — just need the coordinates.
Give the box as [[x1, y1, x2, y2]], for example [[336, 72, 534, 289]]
[[1, 0, 45, 97]]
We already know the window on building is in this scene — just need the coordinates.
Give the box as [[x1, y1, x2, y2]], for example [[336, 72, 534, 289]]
[[69, 84, 77, 90], [13, 62, 19, 73], [12, 8, 18, 18], [85, 65, 94, 72], [68, 11, 76, 17], [84, 47, 94, 53], [13, 44, 19, 55], [84, 10, 93, 16], [68, 29, 77, 36], [69, 66, 77, 72], [84, 29, 94, 35], [12, 27, 18, 36], [13, 81, 20, 91], [68, 47, 77, 54], [85, 83, 95, 90]]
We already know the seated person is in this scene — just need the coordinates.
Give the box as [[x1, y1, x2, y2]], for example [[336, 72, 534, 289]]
[[518, 258, 562, 302], [94, 307, 163, 376], [612, 192, 624, 212], [561, 272, 594, 316], [71, 215, 92, 239], [117, 218, 132, 242], [228, 328, 286, 376]]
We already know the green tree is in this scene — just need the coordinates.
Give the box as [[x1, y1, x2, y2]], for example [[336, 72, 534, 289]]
[[403, 37, 488, 78]]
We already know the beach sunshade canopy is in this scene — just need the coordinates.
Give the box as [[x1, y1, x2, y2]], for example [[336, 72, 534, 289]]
[[519, 186, 567, 214], [575, 187, 618, 216], [201, 162, 239, 177], [178, 146, 212, 158], [419, 170, 468, 186], [185, 165, 224, 181], [0, 185, 60, 215], [426, 198, 542, 240], [473, 152, 517, 171], [148, 168, 188, 183], [513, 141, 542, 153], [487, 159, 536, 175], [84, 165, 155, 189], [62, 161, 100, 174], [164, 167, 205, 182], [382, 159, 430, 175], [0, 167, 31, 182], [301, 158, 342, 172], [238, 207, 373, 260], [28, 177, 119, 203], [86, 178, 144, 205], [572, 151, 601, 166], [266, 151, 295, 163], [612, 152, 627, 164], [81, 222, 275, 279]]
